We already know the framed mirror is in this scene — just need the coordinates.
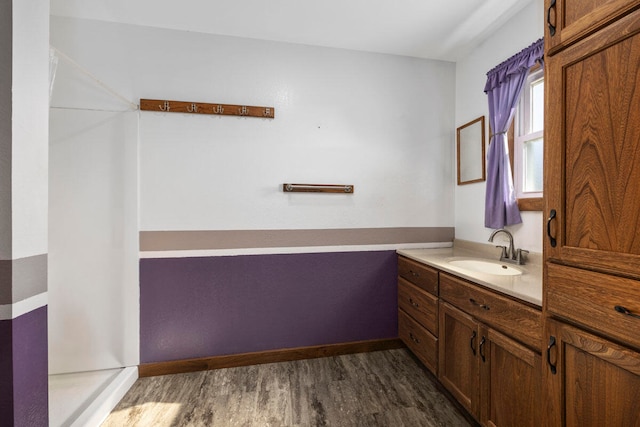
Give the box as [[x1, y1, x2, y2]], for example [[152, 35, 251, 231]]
[[457, 116, 486, 185]]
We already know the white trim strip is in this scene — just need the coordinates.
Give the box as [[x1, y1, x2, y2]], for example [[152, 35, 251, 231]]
[[140, 242, 453, 259], [71, 366, 139, 427], [0, 292, 48, 320]]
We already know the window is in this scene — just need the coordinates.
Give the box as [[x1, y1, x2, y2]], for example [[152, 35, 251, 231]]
[[510, 66, 544, 210]]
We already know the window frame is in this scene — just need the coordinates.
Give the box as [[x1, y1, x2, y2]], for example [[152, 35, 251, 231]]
[[509, 64, 544, 212]]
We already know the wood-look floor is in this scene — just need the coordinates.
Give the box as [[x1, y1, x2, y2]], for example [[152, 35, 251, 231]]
[[102, 349, 473, 427]]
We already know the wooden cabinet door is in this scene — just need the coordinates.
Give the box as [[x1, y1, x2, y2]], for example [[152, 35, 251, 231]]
[[545, 0, 640, 54], [480, 327, 541, 427], [545, 9, 640, 279], [438, 301, 480, 418], [544, 319, 640, 427]]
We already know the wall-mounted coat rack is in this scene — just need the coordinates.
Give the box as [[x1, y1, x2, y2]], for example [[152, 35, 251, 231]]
[[140, 99, 275, 118], [283, 183, 354, 194]]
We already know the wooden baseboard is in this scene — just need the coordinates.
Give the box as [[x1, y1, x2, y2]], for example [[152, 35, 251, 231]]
[[139, 338, 405, 377]]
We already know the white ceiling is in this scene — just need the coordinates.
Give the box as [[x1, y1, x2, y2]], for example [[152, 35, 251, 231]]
[[50, 0, 534, 61]]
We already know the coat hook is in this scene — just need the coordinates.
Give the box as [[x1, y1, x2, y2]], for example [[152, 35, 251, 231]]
[[239, 106, 248, 116], [213, 105, 224, 114], [187, 103, 198, 113], [264, 107, 272, 117], [159, 101, 170, 111]]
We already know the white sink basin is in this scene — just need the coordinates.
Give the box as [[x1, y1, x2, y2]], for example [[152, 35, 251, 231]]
[[448, 259, 523, 276]]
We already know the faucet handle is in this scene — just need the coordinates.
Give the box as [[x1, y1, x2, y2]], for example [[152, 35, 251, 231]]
[[495, 245, 508, 260], [516, 249, 529, 264]]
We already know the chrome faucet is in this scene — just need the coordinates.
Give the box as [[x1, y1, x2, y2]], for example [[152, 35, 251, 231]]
[[488, 229, 528, 265]]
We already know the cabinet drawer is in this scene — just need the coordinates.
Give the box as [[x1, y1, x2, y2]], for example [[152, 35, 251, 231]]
[[546, 263, 640, 350], [398, 256, 438, 295], [399, 309, 438, 375], [398, 277, 438, 335], [440, 273, 542, 350]]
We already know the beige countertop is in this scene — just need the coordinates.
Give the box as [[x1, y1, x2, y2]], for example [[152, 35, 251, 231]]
[[397, 240, 543, 307]]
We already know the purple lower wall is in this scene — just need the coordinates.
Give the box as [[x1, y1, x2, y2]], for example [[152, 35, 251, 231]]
[[140, 250, 398, 363], [0, 317, 13, 423], [0, 306, 49, 427]]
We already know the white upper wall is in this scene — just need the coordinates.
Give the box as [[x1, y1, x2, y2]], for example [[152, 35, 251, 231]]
[[3, 0, 50, 259], [50, 0, 534, 61], [0, 1, 11, 259], [51, 17, 457, 232], [454, 0, 544, 252]]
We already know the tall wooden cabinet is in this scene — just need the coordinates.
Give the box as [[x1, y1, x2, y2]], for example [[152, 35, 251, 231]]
[[544, 0, 640, 424], [545, 3, 640, 278]]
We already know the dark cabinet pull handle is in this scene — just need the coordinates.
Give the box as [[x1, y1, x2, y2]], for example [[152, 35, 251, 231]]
[[409, 298, 419, 308], [479, 336, 486, 362], [547, 336, 557, 375], [547, 209, 557, 247], [409, 270, 420, 278], [409, 332, 420, 344], [469, 298, 490, 311], [547, 0, 557, 36], [615, 305, 640, 320], [470, 331, 477, 355]]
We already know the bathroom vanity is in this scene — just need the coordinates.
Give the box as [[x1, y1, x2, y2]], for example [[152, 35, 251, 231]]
[[397, 243, 542, 427]]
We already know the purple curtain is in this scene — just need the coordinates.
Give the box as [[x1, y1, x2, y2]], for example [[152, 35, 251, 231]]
[[484, 38, 544, 229]]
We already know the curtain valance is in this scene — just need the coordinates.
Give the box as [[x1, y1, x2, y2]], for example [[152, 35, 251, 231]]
[[484, 38, 544, 93]]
